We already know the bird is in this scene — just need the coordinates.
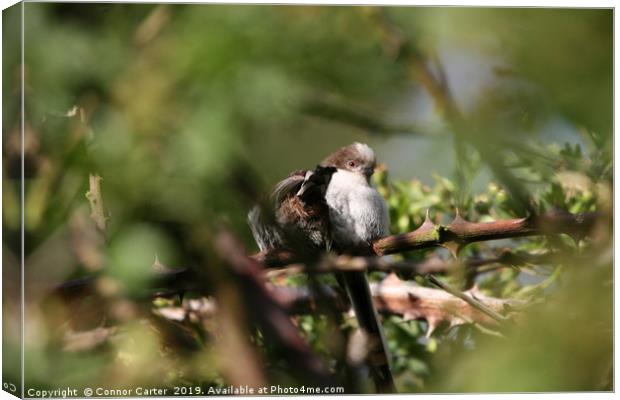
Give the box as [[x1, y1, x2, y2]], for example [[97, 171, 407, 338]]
[[248, 142, 395, 393]]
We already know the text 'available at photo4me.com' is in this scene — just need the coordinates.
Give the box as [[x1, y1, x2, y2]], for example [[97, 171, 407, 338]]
[[24, 385, 346, 397]]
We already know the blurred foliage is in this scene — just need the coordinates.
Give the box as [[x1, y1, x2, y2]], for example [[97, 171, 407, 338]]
[[2, 3, 612, 395]]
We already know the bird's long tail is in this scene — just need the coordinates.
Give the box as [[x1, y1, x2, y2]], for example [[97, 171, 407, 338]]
[[340, 271, 396, 393]]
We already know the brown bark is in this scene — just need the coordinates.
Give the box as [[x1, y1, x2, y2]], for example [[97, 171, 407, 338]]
[[373, 210, 596, 256], [254, 211, 596, 266]]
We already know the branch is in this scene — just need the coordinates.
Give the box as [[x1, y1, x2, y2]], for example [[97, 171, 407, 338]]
[[370, 273, 520, 336], [254, 210, 597, 265], [373, 210, 595, 256], [264, 249, 555, 280], [253, 248, 297, 268]]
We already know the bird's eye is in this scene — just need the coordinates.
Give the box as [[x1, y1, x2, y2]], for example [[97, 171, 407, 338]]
[[348, 160, 356, 168]]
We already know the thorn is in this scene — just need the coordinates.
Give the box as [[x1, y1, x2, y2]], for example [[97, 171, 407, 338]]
[[566, 231, 585, 244], [403, 311, 418, 321], [382, 272, 402, 286], [426, 318, 438, 338], [152, 254, 163, 270], [448, 318, 462, 329], [152, 255, 173, 273], [451, 208, 466, 225], [442, 241, 462, 258], [420, 209, 434, 229], [468, 283, 482, 297]]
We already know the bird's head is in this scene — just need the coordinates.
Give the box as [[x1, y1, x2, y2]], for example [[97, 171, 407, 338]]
[[321, 142, 377, 180]]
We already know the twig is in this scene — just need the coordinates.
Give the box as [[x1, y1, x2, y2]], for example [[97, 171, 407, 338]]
[[85, 174, 107, 233], [253, 248, 296, 268], [264, 250, 555, 278], [426, 274, 508, 325]]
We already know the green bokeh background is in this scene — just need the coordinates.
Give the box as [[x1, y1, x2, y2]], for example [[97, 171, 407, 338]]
[[3, 3, 612, 394]]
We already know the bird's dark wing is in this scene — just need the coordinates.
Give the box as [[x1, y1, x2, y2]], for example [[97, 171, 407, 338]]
[[248, 167, 335, 255]]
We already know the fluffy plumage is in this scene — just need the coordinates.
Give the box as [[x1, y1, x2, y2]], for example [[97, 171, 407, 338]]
[[248, 166, 335, 256], [320, 143, 389, 251], [325, 168, 389, 249]]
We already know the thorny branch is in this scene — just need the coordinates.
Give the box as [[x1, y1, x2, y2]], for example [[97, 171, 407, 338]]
[[254, 210, 597, 266], [373, 210, 596, 256]]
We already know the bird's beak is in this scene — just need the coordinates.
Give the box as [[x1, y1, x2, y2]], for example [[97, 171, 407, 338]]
[[363, 166, 374, 178]]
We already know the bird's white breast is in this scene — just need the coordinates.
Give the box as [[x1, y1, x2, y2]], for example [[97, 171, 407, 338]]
[[325, 169, 390, 249]]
